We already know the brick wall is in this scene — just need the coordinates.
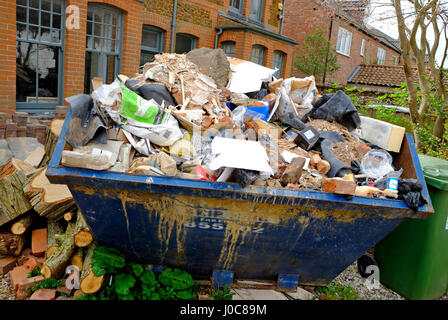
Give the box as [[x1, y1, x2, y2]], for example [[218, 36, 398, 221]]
[[0, 0, 17, 114], [2, 0, 298, 114], [64, 0, 144, 99]]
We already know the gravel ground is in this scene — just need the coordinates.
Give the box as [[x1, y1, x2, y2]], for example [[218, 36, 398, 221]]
[[329, 262, 448, 300], [332, 262, 405, 300], [0, 273, 15, 301]]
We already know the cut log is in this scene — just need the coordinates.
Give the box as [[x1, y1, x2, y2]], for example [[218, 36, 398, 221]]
[[10, 214, 33, 235], [41, 211, 86, 279], [41, 220, 76, 279], [0, 159, 34, 227], [40, 119, 64, 167], [80, 244, 104, 295], [0, 233, 26, 256], [23, 167, 77, 221], [24, 146, 46, 168], [45, 220, 65, 260], [74, 229, 93, 248], [64, 211, 75, 222], [70, 248, 84, 272], [74, 212, 93, 248]]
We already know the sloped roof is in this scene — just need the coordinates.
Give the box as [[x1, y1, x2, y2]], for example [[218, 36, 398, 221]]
[[348, 64, 418, 87]]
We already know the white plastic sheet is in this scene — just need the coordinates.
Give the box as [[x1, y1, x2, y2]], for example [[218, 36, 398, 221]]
[[226, 57, 277, 94]]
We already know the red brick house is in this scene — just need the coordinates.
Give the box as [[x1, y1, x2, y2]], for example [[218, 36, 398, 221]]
[[2, 0, 298, 116], [282, 0, 402, 86], [1, 0, 400, 117]]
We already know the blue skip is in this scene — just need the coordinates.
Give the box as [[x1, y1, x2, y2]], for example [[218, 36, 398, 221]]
[[47, 110, 433, 286]]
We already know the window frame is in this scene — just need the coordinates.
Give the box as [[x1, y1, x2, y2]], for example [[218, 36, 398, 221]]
[[16, 0, 66, 113], [360, 39, 366, 57], [377, 47, 386, 65], [336, 27, 352, 57], [140, 25, 165, 66], [229, 0, 244, 15], [84, 3, 124, 94], [272, 50, 285, 78], [175, 33, 198, 54], [251, 44, 266, 66], [249, 0, 264, 22], [221, 40, 236, 57]]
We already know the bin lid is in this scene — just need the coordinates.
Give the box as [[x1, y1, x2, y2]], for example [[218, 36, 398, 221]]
[[418, 154, 448, 191]]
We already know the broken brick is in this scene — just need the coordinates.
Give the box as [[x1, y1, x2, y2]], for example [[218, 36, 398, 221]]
[[29, 289, 57, 300], [322, 178, 356, 195], [0, 257, 17, 275], [57, 286, 72, 296], [16, 276, 44, 300], [22, 257, 40, 271], [9, 266, 30, 290], [201, 116, 214, 129], [31, 229, 47, 257], [262, 93, 277, 109], [357, 142, 372, 157], [309, 152, 322, 167], [317, 160, 331, 175]]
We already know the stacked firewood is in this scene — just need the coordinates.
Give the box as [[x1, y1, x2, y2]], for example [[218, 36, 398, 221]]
[[0, 119, 97, 299]]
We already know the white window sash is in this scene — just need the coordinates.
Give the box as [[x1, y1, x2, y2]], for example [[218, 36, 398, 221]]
[[336, 27, 352, 56]]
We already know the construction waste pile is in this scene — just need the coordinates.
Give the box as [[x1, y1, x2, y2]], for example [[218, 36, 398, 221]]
[[60, 48, 426, 211]]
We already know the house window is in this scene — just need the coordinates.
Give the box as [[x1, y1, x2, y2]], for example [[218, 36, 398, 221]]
[[377, 47, 386, 65], [250, 0, 264, 21], [16, 0, 65, 112], [336, 27, 352, 56], [251, 45, 266, 65], [175, 33, 197, 54], [272, 50, 285, 78], [140, 26, 165, 66], [229, 0, 244, 14], [393, 56, 398, 66], [360, 39, 366, 57], [221, 41, 236, 57], [85, 3, 123, 94]]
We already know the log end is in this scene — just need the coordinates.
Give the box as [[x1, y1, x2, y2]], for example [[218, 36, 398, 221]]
[[70, 255, 83, 273], [10, 223, 26, 235], [74, 230, 93, 248], [41, 265, 52, 279], [80, 270, 104, 294]]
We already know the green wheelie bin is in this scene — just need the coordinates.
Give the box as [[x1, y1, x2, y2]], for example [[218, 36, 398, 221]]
[[374, 154, 448, 300]]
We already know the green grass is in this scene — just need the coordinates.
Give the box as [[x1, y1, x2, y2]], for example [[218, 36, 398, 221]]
[[315, 281, 358, 300]]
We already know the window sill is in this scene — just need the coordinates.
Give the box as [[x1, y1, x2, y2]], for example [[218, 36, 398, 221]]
[[336, 50, 351, 58], [227, 9, 246, 21], [248, 16, 264, 27]]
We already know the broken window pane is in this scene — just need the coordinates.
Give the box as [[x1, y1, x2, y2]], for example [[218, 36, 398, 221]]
[[16, 41, 38, 103], [38, 44, 59, 102]]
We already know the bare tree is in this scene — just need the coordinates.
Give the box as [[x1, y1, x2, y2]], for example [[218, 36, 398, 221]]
[[372, 0, 448, 148]]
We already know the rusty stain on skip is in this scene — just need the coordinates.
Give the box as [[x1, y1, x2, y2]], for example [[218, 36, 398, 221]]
[[71, 184, 397, 270]]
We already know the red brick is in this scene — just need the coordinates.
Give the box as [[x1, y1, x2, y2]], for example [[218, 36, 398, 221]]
[[317, 160, 331, 175], [0, 257, 17, 275], [16, 276, 45, 300], [322, 178, 356, 195], [31, 229, 47, 257], [29, 289, 57, 300], [9, 266, 30, 290]]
